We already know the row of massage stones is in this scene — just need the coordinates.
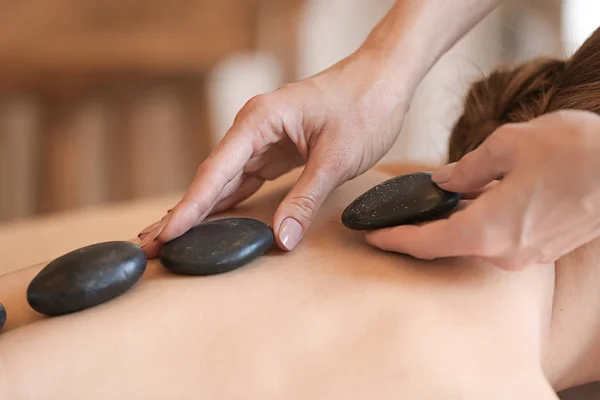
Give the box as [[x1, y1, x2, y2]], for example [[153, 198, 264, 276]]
[[0, 172, 459, 328]]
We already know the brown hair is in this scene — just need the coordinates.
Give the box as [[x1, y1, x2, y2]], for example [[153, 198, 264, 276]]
[[448, 27, 600, 162]]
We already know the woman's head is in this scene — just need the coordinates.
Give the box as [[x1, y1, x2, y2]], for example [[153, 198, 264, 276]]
[[448, 27, 600, 162]]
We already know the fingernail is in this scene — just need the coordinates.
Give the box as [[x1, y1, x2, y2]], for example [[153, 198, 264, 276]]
[[138, 232, 150, 242], [432, 162, 457, 184], [140, 216, 169, 248], [279, 218, 303, 251], [138, 220, 161, 238]]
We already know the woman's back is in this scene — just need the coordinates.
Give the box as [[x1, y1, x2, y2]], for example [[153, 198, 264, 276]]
[[0, 166, 558, 399]]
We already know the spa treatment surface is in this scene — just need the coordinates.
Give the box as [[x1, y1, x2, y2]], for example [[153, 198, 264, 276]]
[[159, 218, 274, 275], [342, 172, 460, 230], [27, 241, 147, 316]]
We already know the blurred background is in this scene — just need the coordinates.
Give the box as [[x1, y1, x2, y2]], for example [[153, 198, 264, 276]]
[[0, 0, 597, 225], [0, 1, 598, 396]]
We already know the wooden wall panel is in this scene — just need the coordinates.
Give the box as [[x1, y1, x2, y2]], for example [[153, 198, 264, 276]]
[[0, 0, 258, 84], [0, 97, 40, 221], [0, 0, 304, 223], [126, 84, 193, 198], [38, 95, 112, 214]]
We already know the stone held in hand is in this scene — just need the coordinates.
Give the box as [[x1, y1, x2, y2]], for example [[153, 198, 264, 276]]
[[159, 218, 275, 276], [0, 303, 5, 329], [342, 172, 460, 230], [27, 241, 147, 317]]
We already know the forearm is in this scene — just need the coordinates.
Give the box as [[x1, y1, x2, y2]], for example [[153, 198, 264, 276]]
[[359, 0, 502, 97]]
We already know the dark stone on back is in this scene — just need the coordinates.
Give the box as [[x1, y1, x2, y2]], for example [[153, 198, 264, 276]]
[[342, 172, 460, 230], [0, 304, 5, 329], [159, 218, 274, 276], [27, 241, 147, 317]]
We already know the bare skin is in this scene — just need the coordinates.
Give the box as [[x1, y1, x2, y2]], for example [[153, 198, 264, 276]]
[[368, 111, 600, 271], [0, 164, 598, 399], [141, 0, 504, 254]]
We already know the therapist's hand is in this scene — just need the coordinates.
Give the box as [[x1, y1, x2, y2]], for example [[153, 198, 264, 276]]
[[365, 110, 600, 270], [139, 51, 410, 256]]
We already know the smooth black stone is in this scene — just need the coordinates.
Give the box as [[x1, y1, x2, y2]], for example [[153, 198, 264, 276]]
[[159, 218, 274, 275], [0, 303, 5, 329], [342, 172, 460, 230], [27, 241, 147, 316]]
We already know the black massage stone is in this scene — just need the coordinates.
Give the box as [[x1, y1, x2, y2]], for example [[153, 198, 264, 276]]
[[159, 218, 274, 275], [27, 241, 147, 317], [342, 172, 460, 230], [0, 303, 5, 329]]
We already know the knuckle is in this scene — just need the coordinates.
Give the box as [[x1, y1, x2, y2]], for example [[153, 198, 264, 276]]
[[198, 161, 228, 186], [476, 130, 519, 172], [244, 94, 270, 111], [449, 158, 471, 182], [194, 164, 213, 185], [288, 194, 319, 224], [490, 122, 520, 142], [483, 132, 512, 162], [189, 195, 212, 216]]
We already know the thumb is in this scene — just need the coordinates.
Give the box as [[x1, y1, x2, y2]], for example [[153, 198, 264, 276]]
[[432, 132, 516, 193], [273, 159, 345, 251]]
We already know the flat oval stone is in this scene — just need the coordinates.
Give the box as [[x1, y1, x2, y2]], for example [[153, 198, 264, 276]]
[[0, 303, 5, 329], [159, 218, 274, 275], [27, 241, 147, 316], [342, 172, 460, 230]]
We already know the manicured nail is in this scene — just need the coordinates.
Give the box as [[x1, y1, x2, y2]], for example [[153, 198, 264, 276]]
[[279, 218, 303, 251], [432, 162, 457, 184], [138, 220, 161, 238], [140, 216, 169, 248]]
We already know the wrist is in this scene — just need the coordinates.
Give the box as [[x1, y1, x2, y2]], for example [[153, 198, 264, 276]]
[[355, 2, 428, 103], [357, 0, 502, 101], [344, 48, 415, 110]]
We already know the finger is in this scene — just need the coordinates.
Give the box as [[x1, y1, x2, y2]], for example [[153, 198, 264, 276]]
[[139, 214, 171, 257], [160, 167, 251, 240], [210, 143, 299, 214], [138, 220, 161, 239], [459, 180, 501, 200], [161, 125, 255, 241], [272, 158, 345, 251], [140, 238, 162, 259], [140, 171, 252, 258], [432, 130, 516, 193], [137, 209, 173, 241], [209, 146, 302, 214], [211, 176, 265, 214], [364, 212, 479, 260]]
